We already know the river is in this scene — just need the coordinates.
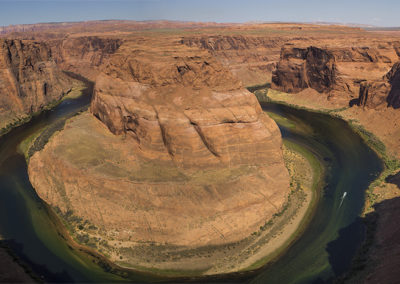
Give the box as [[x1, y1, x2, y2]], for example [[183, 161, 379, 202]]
[[0, 88, 382, 283]]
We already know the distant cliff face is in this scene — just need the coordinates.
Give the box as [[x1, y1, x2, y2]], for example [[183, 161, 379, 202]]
[[386, 62, 400, 108], [272, 46, 338, 93], [181, 35, 287, 86], [272, 44, 400, 107], [0, 39, 72, 129], [46, 36, 122, 81], [350, 62, 400, 109]]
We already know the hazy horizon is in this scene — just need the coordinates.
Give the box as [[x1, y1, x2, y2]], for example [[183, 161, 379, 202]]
[[0, 0, 399, 28]]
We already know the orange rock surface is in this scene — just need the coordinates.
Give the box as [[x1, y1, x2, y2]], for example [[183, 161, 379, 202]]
[[0, 39, 72, 129], [26, 32, 290, 270], [3, 20, 400, 277]]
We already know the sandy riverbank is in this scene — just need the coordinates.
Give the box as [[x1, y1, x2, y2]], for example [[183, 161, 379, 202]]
[[26, 124, 321, 278], [196, 139, 321, 275], [223, 141, 321, 273]]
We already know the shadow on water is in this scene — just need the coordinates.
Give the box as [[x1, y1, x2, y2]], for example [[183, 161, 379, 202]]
[[326, 218, 365, 279], [0, 93, 385, 283], [0, 239, 73, 283], [337, 195, 400, 283], [248, 102, 383, 284]]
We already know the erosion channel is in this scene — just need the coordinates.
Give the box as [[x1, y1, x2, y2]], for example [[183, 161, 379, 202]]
[[0, 83, 383, 283]]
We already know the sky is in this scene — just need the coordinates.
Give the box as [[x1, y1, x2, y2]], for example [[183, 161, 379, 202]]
[[0, 0, 399, 27]]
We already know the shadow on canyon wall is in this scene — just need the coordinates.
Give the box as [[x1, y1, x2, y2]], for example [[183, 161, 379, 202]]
[[328, 194, 400, 283]]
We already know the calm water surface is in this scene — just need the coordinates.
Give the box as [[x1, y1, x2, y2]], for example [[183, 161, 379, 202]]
[[0, 93, 382, 283]]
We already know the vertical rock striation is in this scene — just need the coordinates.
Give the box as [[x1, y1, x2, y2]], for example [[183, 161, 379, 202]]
[[0, 39, 72, 129]]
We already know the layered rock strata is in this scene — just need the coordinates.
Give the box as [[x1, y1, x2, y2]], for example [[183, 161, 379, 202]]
[[28, 40, 290, 269], [0, 39, 72, 129], [181, 35, 286, 86], [49, 36, 122, 81], [272, 44, 400, 106]]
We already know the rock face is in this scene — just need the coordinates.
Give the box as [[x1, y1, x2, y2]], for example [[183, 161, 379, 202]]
[[272, 44, 400, 105], [49, 36, 122, 81], [0, 39, 72, 129], [28, 38, 290, 269], [357, 81, 391, 108], [386, 62, 400, 108], [181, 35, 286, 86], [355, 61, 400, 109], [180, 24, 367, 87], [272, 46, 337, 93]]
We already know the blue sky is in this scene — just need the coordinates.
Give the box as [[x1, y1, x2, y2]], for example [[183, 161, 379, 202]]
[[0, 0, 398, 27]]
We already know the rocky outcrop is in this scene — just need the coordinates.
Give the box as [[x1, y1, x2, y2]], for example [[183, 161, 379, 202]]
[[181, 35, 287, 86], [386, 62, 400, 108], [272, 46, 338, 93], [0, 39, 72, 129], [91, 75, 278, 169], [355, 62, 400, 109], [28, 39, 290, 270], [272, 45, 399, 104], [357, 81, 391, 108], [49, 36, 122, 81]]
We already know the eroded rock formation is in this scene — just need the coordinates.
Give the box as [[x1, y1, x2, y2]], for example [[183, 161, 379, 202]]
[[28, 38, 290, 270], [181, 35, 286, 86], [272, 44, 400, 105], [49, 36, 122, 81], [386, 62, 400, 108], [0, 39, 72, 129]]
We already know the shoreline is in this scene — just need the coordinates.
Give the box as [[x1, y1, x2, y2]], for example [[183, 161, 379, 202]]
[[0, 81, 87, 139], [0, 235, 42, 283], [28, 111, 323, 280], [13, 82, 325, 281], [254, 85, 400, 282], [256, 87, 399, 212], [231, 140, 323, 273]]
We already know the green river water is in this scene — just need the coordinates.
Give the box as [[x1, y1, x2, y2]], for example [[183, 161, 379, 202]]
[[0, 89, 382, 283]]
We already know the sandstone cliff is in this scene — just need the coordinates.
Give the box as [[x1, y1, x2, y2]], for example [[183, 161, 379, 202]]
[[272, 44, 400, 106], [28, 38, 290, 271], [0, 39, 73, 130], [350, 61, 400, 109], [181, 35, 286, 86], [385, 62, 400, 108], [49, 36, 122, 81]]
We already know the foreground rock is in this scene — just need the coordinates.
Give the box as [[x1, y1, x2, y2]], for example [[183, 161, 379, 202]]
[[0, 39, 73, 131], [28, 39, 290, 272]]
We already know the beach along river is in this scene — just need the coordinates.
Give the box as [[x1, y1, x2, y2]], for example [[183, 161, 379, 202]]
[[0, 87, 382, 283]]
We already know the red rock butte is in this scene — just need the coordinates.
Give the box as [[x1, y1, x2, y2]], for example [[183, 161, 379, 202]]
[[21, 26, 291, 271]]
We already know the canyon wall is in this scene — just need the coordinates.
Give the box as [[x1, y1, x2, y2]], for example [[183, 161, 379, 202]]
[[48, 36, 122, 81], [272, 44, 400, 105], [0, 39, 73, 129], [181, 35, 286, 86], [272, 43, 400, 108], [358, 61, 400, 109]]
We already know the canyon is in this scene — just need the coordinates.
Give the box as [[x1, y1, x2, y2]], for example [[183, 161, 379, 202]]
[[3, 22, 295, 273], [0, 38, 74, 132], [1, 21, 400, 281]]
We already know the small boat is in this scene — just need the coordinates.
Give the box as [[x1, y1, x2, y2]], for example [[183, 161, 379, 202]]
[[339, 192, 347, 208]]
